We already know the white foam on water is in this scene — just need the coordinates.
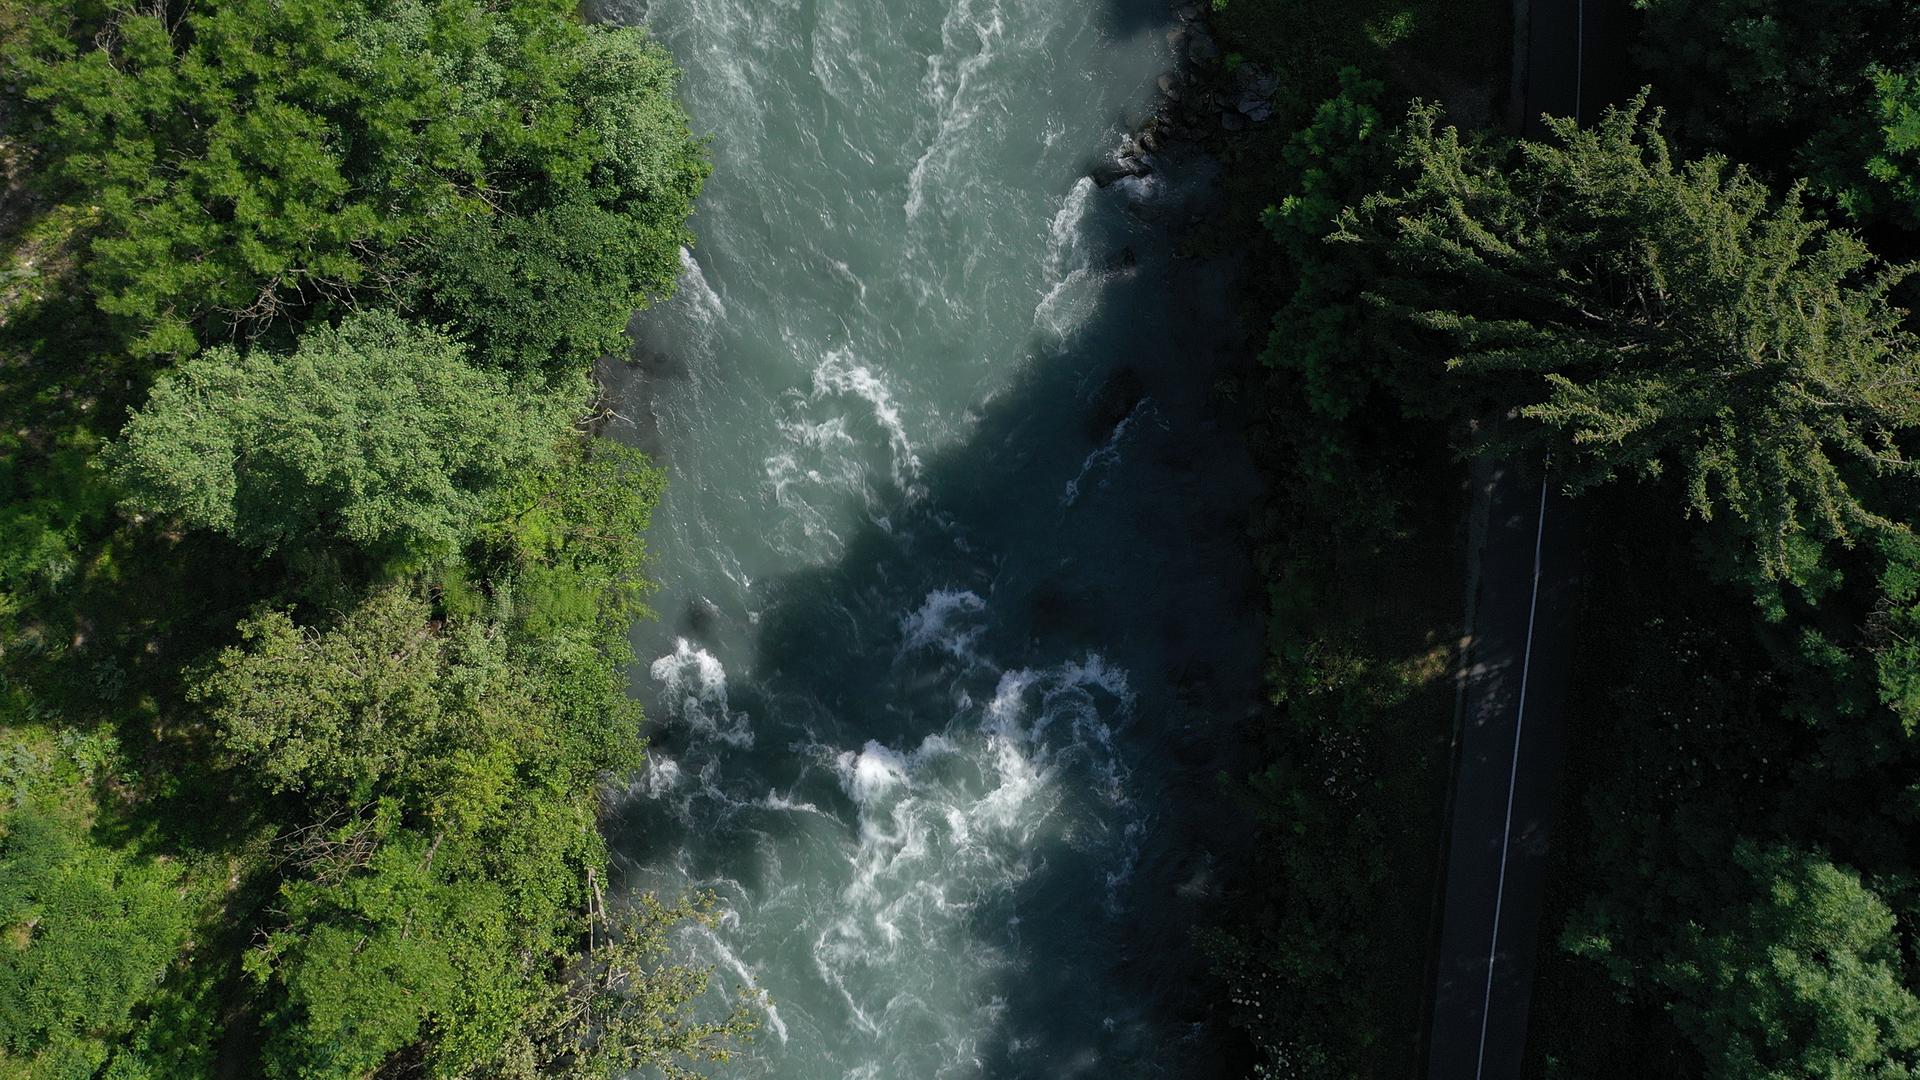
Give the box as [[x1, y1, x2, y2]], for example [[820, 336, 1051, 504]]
[[1029, 176, 1106, 339], [760, 790, 826, 815], [801, 652, 1146, 1043], [1114, 170, 1164, 202], [1062, 399, 1153, 507], [691, 922, 790, 1044], [764, 413, 857, 542], [898, 588, 988, 660], [812, 351, 922, 492], [639, 755, 684, 797], [600, 0, 1198, 1064], [1042, 177, 1095, 281], [835, 739, 920, 807], [759, 350, 928, 553], [905, 0, 1006, 220], [676, 246, 728, 323], [649, 638, 755, 747], [1104, 817, 1146, 914]]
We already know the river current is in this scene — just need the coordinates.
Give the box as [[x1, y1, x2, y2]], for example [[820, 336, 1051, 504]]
[[589, 0, 1265, 1073]]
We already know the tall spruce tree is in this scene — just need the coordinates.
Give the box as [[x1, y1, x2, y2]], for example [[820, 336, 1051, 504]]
[[1334, 97, 1920, 580]]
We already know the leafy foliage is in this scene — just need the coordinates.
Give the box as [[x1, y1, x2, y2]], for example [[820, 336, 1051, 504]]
[[0, 811, 190, 1079], [0, 0, 734, 1073], [106, 310, 578, 559], [1334, 97, 1920, 579], [197, 588, 515, 807], [189, 431, 732, 1079], [1663, 846, 1920, 1080], [1631, 0, 1920, 227], [1258, 67, 1393, 419], [1567, 840, 1920, 1079], [487, 894, 759, 1080], [1226, 45, 1920, 1077], [5, 0, 706, 358]]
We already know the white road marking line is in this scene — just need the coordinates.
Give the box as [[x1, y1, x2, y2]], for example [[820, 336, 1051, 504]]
[[1473, 463, 1550, 1080], [1575, 0, 1585, 123]]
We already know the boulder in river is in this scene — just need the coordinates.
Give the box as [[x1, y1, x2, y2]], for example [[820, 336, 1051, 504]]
[[1087, 366, 1147, 440], [1089, 155, 1151, 188]]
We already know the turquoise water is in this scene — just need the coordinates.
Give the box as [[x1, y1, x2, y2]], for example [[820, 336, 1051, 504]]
[[590, 0, 1266, 1072]]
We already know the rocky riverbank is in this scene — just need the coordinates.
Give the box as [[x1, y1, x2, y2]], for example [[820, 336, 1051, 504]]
[[1090, 3, 1281, 189]]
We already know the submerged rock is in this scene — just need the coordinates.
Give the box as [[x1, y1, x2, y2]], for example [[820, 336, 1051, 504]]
[[1087, 366, 1147, 440], [685, 596, 723, 638]]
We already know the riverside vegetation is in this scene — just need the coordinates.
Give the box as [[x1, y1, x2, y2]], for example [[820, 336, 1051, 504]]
[[13, 0, 1920, 1077], [0, 1, 758, 1077], [1204, 0, 1920, 1076]]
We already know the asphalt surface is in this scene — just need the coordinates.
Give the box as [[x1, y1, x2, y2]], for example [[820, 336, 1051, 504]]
[[1422, 2, 1627, 1075], [1424, 459, 1578, 1079]]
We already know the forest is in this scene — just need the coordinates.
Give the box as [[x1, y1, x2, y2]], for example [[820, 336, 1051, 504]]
[[0, 0, 754, 1075], [8, 0, 1920, 1076], [1207, 0, 1920, 1075]]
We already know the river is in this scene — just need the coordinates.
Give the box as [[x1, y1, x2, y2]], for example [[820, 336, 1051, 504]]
[[587, 0, 1266, 1073]]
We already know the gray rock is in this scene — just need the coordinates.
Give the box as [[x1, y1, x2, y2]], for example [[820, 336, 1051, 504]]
[[1186, 32, 1218, 64], [1237, 95, 1273, 122], [1220, 110, 1247, 132], [1233, 66, 1279, 97], [1089, 156, 1151, 188]]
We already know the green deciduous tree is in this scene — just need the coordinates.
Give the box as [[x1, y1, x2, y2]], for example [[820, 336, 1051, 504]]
[[1334, 98, 1920, 580], [107, 310, 577, 559], [7, 0, 706, 358], [0, 811, 190, 1079], [194, 586, 521, 808], [1658, 845, 1920, 1080], [1632, 0, 1920, 227], [486, 893, 759, 1080]]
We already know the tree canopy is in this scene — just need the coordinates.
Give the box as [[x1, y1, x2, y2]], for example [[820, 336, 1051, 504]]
[[6, 0, 707, 362], [106, 310, 577, 559], [0, 811, 189, 1079], [1328, 98, 1920, 579], [1632, 0, 1920, 227], [0, 0, 734, 1070]]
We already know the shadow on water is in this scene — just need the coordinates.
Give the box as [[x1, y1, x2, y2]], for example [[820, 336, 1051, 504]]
[[1096, 0, 1177, 40], [604, 140, 1266, 1077]]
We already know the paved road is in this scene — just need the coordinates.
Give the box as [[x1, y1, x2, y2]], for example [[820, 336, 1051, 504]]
[[1424, 459, 1578, 1079], [1423, 2, 1627, 1076]]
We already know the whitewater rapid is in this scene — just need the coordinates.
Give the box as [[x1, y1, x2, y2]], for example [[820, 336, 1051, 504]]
[[591, 0, 1265, 1073]]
